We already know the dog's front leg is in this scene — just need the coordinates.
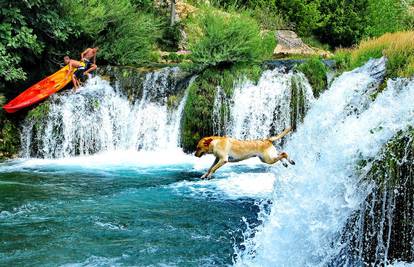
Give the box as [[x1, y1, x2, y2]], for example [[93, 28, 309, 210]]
[[206, 159, 228, 179], [201, 157, 219, 179]]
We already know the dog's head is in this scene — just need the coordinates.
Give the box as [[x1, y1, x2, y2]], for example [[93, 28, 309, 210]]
[[195, 137, 214, 157]]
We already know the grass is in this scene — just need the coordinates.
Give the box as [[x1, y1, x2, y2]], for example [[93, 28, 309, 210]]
[[333, 31, 414, 78]]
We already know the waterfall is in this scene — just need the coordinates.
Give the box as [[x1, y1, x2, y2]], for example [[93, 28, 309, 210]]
[[212, 85, 229, 136], [226, 68, 314, 140], [21, 68, 191, 158], [234, 58, 414, 266]]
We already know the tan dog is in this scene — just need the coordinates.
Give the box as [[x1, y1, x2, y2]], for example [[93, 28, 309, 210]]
[[195, 127, 295, 179]]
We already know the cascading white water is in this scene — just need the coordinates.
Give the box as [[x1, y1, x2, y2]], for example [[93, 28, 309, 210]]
[[21, 68, 190, 158], [213, 85, 228, 136], [234, 58, 414, 266], [227, 68, 314, 140]]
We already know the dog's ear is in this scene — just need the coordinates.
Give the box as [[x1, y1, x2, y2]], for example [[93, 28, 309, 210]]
[[203, 138, 213, 147]]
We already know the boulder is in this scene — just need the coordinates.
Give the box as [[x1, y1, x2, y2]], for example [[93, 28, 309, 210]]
[[274, 30, 332, 57]]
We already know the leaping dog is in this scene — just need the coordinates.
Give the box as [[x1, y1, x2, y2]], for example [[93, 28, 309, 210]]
[[195, 127, 295, 179]]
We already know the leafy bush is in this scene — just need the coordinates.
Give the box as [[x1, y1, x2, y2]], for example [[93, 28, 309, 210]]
[[186, 6, 275, 67], [65, 0, 162, 65], [275, 0, 321, 37], [296, 57, 328, 98], [315, 0, 367, 47]]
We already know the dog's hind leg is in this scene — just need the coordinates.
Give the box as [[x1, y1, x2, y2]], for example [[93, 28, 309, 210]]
[[283, 152, 295, 165], [261, 151, 295, 166]]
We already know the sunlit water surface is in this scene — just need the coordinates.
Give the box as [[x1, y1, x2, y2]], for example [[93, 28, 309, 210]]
[[0, 151, 276, 266]]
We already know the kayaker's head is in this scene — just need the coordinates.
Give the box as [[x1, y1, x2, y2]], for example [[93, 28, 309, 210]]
[[64, 56, 70, 64]]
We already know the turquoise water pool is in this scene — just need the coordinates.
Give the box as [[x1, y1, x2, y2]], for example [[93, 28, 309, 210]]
[[0, 152, 274, 266]]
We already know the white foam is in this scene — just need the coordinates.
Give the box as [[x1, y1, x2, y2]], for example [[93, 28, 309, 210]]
[[227, 68, 314, 140], [235, 58, 414, 266], [21, 68, 190, 158], [0, 150, 194, 171], [172, 171, 276, 200]]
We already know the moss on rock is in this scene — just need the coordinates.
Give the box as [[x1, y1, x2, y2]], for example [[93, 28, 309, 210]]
[[342, 127, 414, 265], [26, 102, 50, 132], [98, 66, 147, 102], [290, 76, 306, 131], [296, 57, 328, 98], [0, 96, 21, 160]]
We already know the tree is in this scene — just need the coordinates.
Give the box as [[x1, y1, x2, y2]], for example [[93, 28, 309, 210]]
[[170, 0, 176, 26], [0, 0, 80, 83], [316, 0, 368, 47]]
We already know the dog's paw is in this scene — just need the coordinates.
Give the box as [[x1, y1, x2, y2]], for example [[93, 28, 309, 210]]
[[200, 173, 208, 179]]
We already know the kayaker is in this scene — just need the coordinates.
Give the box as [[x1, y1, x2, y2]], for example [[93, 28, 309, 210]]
[[64, 56, 85, 91], [80, 47, 98, 77]]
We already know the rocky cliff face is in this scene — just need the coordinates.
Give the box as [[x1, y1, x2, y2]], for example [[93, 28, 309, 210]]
[[97, 65, 192, 104], [340, 127, 414, 265]]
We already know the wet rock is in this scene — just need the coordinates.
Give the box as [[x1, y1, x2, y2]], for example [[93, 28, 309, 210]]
[[339, 127, 414, 265], [97, 65, 192, 104]]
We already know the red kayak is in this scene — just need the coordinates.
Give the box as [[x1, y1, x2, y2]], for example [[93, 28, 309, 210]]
[[3, 65, 75, 113]]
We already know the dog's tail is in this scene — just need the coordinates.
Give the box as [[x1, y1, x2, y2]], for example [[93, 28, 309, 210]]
[[268, 127, 292, 142]]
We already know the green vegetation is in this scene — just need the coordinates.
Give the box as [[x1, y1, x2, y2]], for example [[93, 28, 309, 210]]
[[0, 94, 20, 159], [349, 127, 414, 263], [333, 31, 414, 79], [331, 49, 352, 72], [0, 1, 81, 83], [361, 126, 414, 190], [296, 57, 328, 98], [26, 102, 50, 132], [289, 76, 306, 131], [186, 6, 275, 68], [64, 0, 163, 65], [248, 5, 288, 32], [27, 102, 50, 121], [181, 63, 262, 152], [209, 0, 413, 48], [364, 0, 412, 38], [0, 117, 20, 160]]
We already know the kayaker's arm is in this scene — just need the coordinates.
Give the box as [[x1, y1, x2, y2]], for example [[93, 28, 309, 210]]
[[81, 48, 89, 61]]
